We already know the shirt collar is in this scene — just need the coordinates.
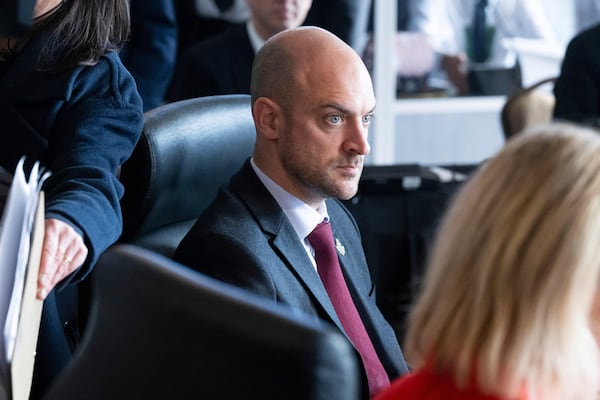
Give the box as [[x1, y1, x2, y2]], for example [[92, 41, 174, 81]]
[[246, 20, 265, 54], [250, 158, 328, 241]]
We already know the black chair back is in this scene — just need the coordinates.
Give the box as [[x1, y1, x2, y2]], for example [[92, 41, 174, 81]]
[[45, 244, 361, 400]]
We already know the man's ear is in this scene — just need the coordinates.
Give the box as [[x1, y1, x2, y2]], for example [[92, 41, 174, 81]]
[[252, 97, 280, 140]]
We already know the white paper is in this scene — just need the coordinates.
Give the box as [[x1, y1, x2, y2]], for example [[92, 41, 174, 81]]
[[0, 157, 49, 398], [11, 193, 45, 400]]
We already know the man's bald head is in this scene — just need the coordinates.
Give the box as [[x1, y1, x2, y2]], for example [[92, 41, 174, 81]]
[[250, 26, 366, 111]]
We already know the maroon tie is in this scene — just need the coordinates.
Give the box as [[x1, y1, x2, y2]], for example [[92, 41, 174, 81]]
[[307, 221, 390, 396]]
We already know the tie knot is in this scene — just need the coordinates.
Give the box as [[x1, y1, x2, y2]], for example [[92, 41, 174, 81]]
[[307, 221, 335, 250]]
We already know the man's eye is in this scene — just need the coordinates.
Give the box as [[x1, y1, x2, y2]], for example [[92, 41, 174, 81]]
[[362, 114, 373, 124], [328, 115, 342, 124]]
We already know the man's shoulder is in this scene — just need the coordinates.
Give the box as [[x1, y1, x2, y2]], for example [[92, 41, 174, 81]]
[[174, 186, 258, 258], [183, 168, 271, 237], [173, 176, 288, 273], [196, 185, 256, 230]]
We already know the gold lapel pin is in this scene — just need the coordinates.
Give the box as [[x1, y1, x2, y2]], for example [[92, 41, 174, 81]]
[[335, 238, 346, 256]]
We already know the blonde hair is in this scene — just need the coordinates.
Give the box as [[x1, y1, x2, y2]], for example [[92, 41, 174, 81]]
[[404, 122, 600, 399]]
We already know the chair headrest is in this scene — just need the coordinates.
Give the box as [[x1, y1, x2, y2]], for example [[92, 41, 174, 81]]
[[119, 95, 255, 251]]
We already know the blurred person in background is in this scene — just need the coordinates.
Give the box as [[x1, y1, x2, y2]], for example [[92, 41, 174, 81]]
[[121, 0, 178, 111], [168, 0, 312, 101], [409, 0, 557, 94]]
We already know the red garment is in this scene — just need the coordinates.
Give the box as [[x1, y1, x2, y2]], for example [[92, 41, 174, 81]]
[[373, 366, 526, 400]]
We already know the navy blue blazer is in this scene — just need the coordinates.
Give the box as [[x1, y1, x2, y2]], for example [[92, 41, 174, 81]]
[[175, 161, 408, 397], [168, 23, 254, 101], [0, 29, 143, 398]]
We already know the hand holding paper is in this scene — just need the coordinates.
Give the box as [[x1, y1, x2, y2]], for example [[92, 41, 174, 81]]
[[37, 219, 87, 300]]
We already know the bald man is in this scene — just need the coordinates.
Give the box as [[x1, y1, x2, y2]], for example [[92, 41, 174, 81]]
[[175, 27, 408, 398]]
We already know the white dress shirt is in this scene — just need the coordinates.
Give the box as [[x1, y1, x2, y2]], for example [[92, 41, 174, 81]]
[[246, 20, 265, 53]]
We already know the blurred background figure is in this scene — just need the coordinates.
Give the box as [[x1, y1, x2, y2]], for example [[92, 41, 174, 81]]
[[121, 0, 178, 111], [174, 0, 250, 56], [173, 0, 371, 57], [375, 122, 600, 400], [303, 0, 372, 52], [168, 0, 313, 101], [409, 0, 558, 95]]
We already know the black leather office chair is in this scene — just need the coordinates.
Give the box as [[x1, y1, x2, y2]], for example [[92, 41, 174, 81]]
[[119, 94, 255, 257], [44, 244, 361, 400]]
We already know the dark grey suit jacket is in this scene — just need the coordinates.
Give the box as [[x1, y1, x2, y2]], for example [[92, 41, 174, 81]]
[[175, 161, 408, 396], [168, 23, 253, 101]]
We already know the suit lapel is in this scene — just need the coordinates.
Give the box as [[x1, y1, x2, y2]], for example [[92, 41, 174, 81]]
[[230, 162, 345, 331], [270, 228, 345, 331]]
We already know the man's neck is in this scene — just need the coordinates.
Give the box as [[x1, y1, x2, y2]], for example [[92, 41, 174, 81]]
[[251, 157, 326, 212]]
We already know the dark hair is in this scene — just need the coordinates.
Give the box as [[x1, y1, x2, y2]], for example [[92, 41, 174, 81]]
[[37, 0, 130, 71]]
